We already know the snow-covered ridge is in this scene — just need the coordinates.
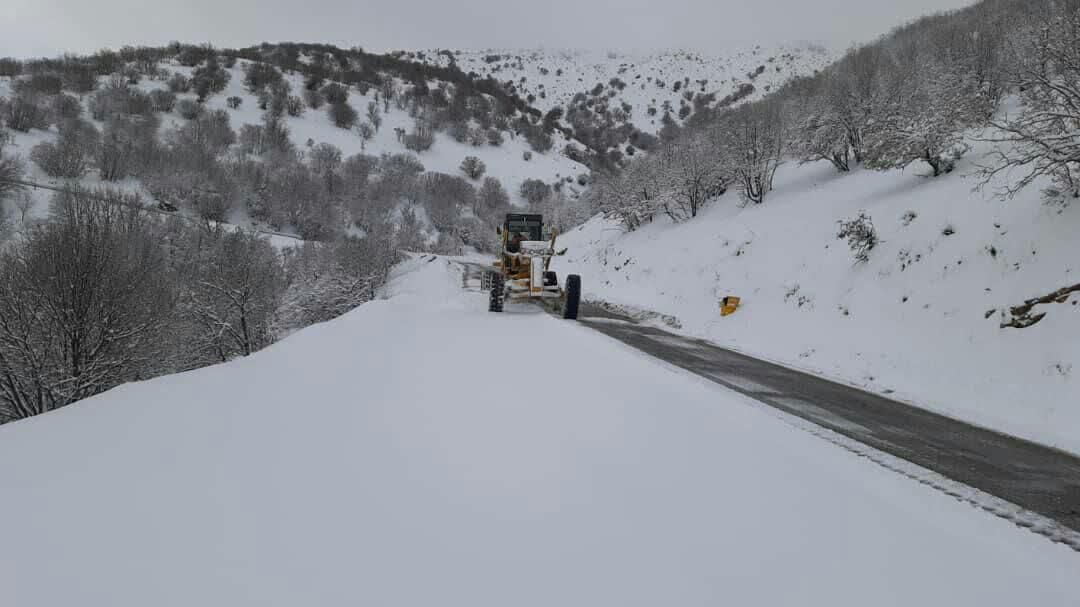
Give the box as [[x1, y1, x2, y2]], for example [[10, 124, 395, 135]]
[[0, 55, 589, 244], [411, 45, 833, 133]]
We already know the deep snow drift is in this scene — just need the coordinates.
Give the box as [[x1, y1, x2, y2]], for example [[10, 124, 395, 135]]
[[553, 131, 1080, 455], [1, 255, 1077, 606]]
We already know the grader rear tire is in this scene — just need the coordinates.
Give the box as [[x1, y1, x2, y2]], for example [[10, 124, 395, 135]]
[[563, 274, 581, 320]]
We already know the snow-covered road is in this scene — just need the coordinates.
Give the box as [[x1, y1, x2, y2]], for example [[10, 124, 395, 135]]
[[1, 255, 1077, 606]]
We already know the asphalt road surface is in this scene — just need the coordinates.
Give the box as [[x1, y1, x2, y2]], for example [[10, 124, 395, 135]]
[[574, 302, 1080, 542], [463, 262, 1080, 545]]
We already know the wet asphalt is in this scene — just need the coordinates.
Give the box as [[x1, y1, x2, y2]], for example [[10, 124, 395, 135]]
[[462, 262, 1080, 536], [575, 302, 1080, 536]]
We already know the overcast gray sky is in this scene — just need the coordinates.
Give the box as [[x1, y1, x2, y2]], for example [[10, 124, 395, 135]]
[[2, 0, 977, 58]]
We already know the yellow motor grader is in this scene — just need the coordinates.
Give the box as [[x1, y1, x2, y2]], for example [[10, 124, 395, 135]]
[[488, 213, 581, 319]]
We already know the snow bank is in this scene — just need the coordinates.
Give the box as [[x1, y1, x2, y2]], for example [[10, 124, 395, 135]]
[[1, 255, 1077, 606], [552, 135, 1080, 454]]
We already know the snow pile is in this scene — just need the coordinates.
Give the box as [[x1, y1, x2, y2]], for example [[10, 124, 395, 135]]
[[552, 134, 1080, 454], [1, 255, 1078, 606]]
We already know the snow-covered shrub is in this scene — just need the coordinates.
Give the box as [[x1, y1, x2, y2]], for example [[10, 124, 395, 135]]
[[50, 94, 82, 121], [176, 99, 203, 120], [150, 89, 177, 113], [519, 179, 551, 205], [31, 119, 100, 178], [98, 113, 160, 181], [243, 62, 283, 93], [404, 123, 434, 152], [365, 101, 381, 131], [525, 127, 553, 153], [2, 95, 49, 132], [328, 101, 358, 129], [355, 122, 375, 150], [14, 73, 63, 96], [460, 156, 486, 180], [304, 88, 324, 110], [320, 83, 348, 105], [285, 95, 305, 117], [837, 211, 878, 263], [167, 73, 191, 93], [191, 59, 230, 101]]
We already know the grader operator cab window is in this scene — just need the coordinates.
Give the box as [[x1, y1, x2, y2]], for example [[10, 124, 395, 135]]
[[505, 214, 543, 253]]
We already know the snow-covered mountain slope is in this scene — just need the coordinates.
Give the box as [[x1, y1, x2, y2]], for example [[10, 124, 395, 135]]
[[0, 255, 1077, 606], [0, 58, 587, 238], [414, 45, 833, 132], [553, 130, 1080, 455]]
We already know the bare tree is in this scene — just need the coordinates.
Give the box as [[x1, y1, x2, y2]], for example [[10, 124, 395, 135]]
[[0, 187, 171, 421], [31, 118, 101, 178], [181, 230, 283, 361], [713, 101, 786, 204], [982, 9, 1080, 199], [356, 121, 375, 150], [660, 133, 725, 220], [0, 153, 25, 203], [367, 101, 382, 132]]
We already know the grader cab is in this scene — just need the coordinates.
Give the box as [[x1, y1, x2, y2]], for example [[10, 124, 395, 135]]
[[488, 213, 581, 320]]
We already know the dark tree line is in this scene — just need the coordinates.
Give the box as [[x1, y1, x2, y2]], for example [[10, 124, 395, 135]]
[[0, 185, 400, 424]]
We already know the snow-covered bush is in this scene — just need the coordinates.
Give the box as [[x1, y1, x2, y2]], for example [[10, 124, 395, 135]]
[[320, 83, 348, 105], [150, 89, 177, 113], [2, 94, 49, 132], [460, 156, 486, 180], [167, 73, 191, 93], [404, 122, 435, 152], [520, 179, 551, 205], [31, 119, 100, 178], [837, 211, 878, 263], [243, 62, 283, 93], [50, 94, 82, 122], [176, 99, 203, 120], [328, 101, 358, 129]]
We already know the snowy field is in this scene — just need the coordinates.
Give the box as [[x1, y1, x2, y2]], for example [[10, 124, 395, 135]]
[[553, 125, 1080, 455], [1, 255, 1077, 606]]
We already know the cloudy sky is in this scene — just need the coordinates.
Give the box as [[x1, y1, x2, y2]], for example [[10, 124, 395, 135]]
[[2, 0, 977, 58]]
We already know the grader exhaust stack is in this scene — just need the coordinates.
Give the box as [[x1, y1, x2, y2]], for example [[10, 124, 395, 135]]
[[488, 213, 581, 320]]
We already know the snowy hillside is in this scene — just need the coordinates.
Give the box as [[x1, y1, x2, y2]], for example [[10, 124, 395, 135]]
[[552, 124, 1080, 455], [1, 255, 1077, 606], [0, 55, 587, 240], [413, 45, 833, 133]]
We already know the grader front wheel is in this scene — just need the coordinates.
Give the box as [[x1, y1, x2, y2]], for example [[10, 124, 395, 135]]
[[563, 274, 581, 320], [488, 273, 505, 313]]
